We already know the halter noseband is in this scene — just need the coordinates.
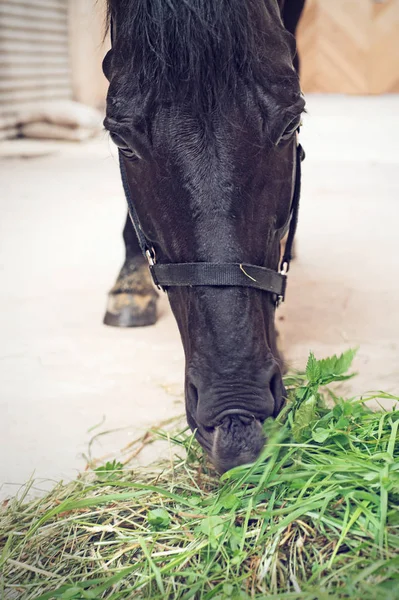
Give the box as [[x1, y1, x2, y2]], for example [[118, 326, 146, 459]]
[[118, 140, 304, 307]]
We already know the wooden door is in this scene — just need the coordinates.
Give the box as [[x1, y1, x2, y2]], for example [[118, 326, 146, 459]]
[[297, 0, 399, 94]]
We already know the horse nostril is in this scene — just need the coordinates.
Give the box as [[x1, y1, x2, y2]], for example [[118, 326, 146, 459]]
[[188, 382, 198, 407], [269, 369, 286, 416]]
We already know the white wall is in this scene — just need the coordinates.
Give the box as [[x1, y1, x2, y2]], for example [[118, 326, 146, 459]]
[[68, 0, 110, 109]]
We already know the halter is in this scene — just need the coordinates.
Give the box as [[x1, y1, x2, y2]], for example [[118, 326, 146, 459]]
[[118, 140, 304, 307]]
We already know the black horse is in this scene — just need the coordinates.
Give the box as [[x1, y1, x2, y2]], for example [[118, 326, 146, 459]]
[[103, 0, 306, 472]]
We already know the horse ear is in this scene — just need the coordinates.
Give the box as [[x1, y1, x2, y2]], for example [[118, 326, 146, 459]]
[[102, 50, 113, 82]]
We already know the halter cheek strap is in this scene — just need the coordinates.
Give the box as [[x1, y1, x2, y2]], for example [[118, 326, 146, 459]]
[[118, 140, 304, 306]]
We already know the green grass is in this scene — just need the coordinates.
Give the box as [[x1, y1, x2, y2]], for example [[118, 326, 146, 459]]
[[0, 350, 398, 600]]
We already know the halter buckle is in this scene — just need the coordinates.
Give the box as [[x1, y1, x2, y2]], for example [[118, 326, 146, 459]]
[[275, 263, 289, 308], [145, 248, 156, 267]]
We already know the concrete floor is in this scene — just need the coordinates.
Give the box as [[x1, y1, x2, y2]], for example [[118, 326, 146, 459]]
[[1, 95, 399, 500]]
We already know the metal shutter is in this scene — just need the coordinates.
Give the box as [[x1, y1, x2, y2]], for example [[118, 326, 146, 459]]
[[0, 0, 72, 138]]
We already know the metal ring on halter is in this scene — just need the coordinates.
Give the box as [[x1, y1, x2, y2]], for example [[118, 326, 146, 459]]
[[280, 261, 289, 276], [146, 247, 164, 291]]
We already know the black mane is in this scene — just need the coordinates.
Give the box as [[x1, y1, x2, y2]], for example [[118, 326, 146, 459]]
[[106, 0, 299, 114]]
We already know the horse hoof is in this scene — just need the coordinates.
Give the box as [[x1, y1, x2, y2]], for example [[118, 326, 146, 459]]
[[104, 258, 159, 328], [103, 292, 158, 327]]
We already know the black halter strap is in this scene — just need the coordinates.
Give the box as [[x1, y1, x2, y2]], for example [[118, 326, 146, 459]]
[[118, 141, 304, 305]]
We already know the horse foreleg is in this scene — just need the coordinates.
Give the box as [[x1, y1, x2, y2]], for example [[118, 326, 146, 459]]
[[103, 213, 159, 327]]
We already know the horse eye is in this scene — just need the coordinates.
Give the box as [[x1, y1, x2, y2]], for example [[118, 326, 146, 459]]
[[110, 132, 138, 160], [279, 119, 301, 143]]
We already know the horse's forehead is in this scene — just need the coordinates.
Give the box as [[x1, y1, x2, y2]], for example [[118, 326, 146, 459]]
[[149, 107, 260, 161], [149, 88, 301, 152]]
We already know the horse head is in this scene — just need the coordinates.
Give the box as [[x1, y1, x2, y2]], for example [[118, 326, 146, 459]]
[[103, 0, 305, 472]]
